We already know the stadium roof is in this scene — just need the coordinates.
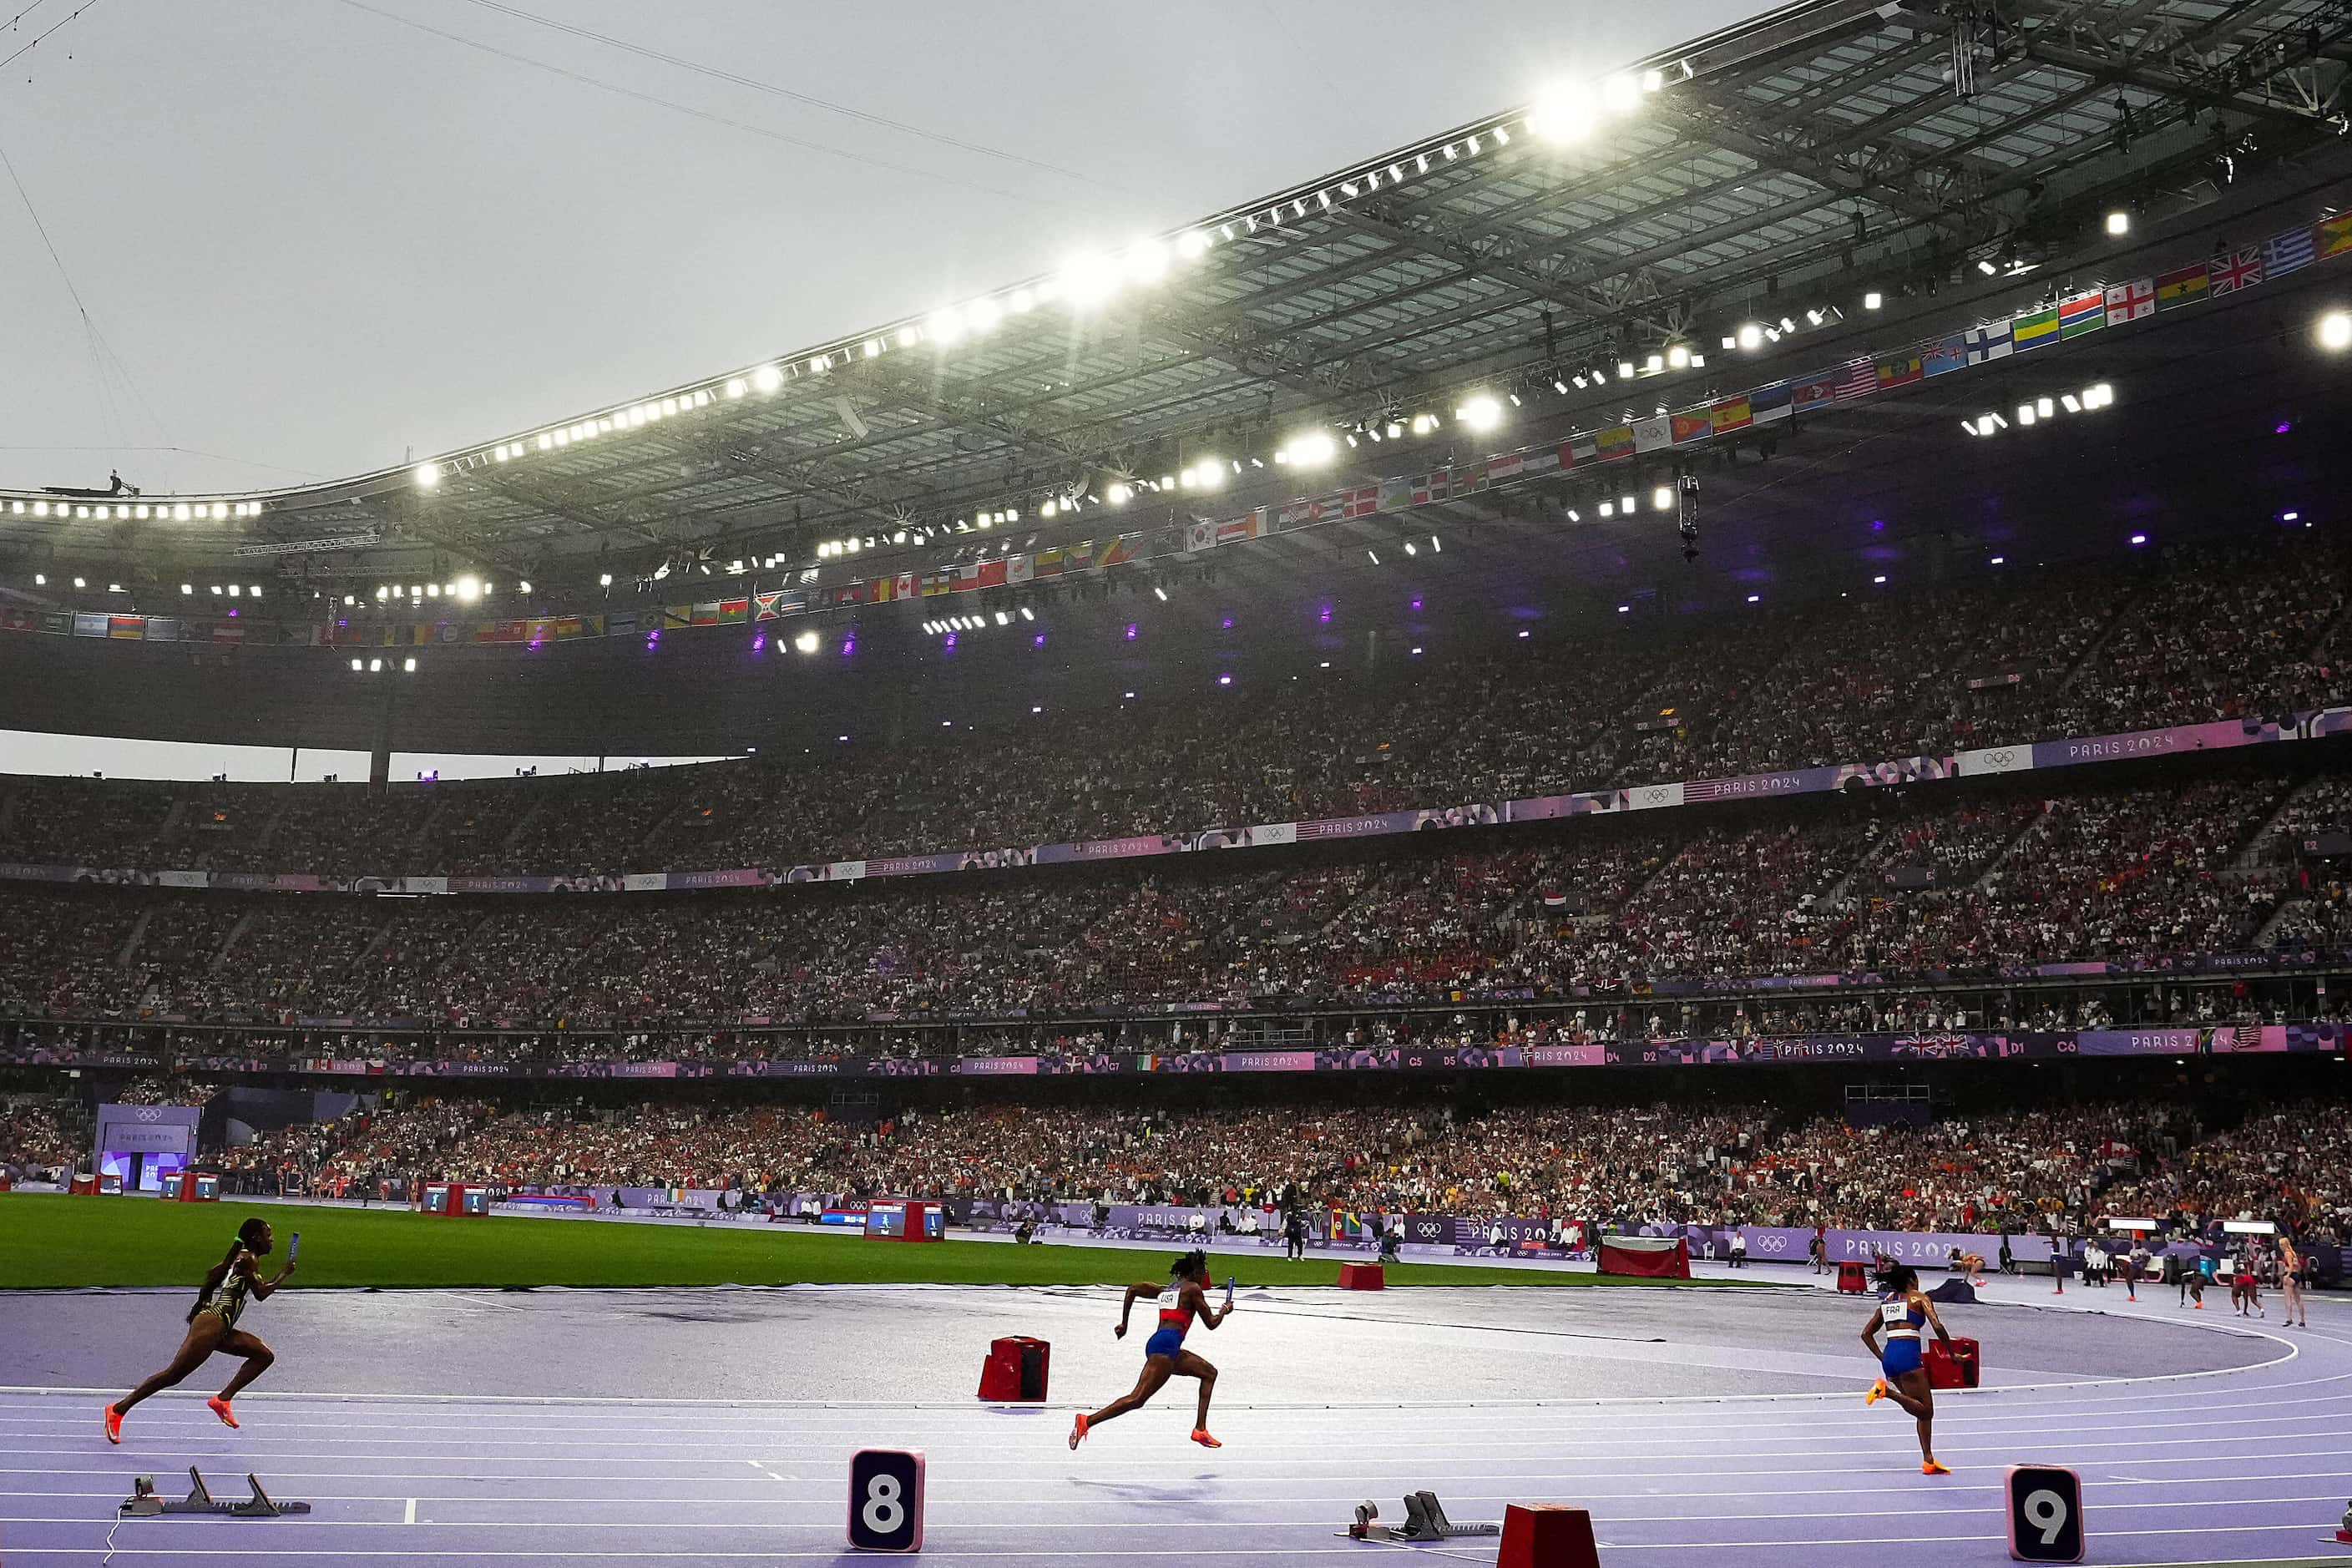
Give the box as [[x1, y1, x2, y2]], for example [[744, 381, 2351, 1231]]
[[3, 0, 2344, 596]]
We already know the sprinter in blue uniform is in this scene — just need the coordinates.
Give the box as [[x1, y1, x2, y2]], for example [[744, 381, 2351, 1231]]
[[1861, 1263, 1956, 1474], [1070, 1249, 1231, 1450]]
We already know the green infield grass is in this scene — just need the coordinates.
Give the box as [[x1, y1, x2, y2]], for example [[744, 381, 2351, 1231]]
[[0, 1193, 1752, 1291]]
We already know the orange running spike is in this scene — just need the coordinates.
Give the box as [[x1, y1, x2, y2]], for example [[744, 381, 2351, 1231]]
[[1864, 1380, 1886, 1406], [1922, 1460, 1951, 1475], [1190, 1429, 1222, 1449], [1067, 1414, 1089, 1450], [207, 1397, 240, 1429], [104, 1405, 122, 1444]]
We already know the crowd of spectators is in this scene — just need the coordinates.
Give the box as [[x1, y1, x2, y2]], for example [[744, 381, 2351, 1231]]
[[0, 768, 2339, 1029], [3, 539, 2347, 878], [14, 1087, 2339, 1247]]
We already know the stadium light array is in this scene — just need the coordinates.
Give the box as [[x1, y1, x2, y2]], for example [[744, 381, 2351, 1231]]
[[2320, 311, 2352, 352]]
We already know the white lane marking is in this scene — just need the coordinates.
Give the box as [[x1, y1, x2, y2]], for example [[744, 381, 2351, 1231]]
[[404, 1498, 417, 1525], [15, 1388, 2348, 1442], [2, 1420, 2334, 1470], [4, 1494, 2343, 1531], [12, 1399, 2346, 1450], [8, 1470, 2352, 1509]]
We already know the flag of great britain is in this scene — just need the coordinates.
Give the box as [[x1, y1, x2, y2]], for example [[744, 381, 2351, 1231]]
[[2208, 248, 2263, 295]]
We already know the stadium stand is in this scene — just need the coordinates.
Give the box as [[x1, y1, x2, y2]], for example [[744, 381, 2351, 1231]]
[[4, 537, 2349, 881]]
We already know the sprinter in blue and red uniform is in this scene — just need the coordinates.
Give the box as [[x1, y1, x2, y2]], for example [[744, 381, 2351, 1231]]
[[1070, 1249, 1231, 1450], [1862, 1262, 1955, 1474]]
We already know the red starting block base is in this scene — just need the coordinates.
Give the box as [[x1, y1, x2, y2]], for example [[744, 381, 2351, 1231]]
[[1498, 1504, 1601, 1568], [1338, 1262, 1384, 1291]]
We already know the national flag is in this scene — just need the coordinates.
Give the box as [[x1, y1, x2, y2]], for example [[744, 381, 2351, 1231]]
[[1540, 891, 1568, 911], [554, 616, 587, 638], [1065, 542, 1096, 569], [754, 591, 784, 620], [1710, 395, 1753, 433], [2103, 279, 2153, 325], [72, 612, 107, 638], [954, 560, 1009, 590], [2208, 247, 2263, 295], [210, 622, 245, 645], [893, 572, 914, 599], [1216, 510, 1263, 545], [1789, 373, 1839, 410], [1832, 357, 1876, 398], [1277, 497, 1318, 527], [1670, 409, 1712, 444], [1920, 337, 1968, 377], [1749, 382, 1793, 423], [1376, 477, 1414, 512], [1185, 520, 1215, 554], [143, 617, 181, 642], [2057, 290, 2107, 339], [1594, 425, 1635, 461], [1411, 470, 1452, 503], [717, 598, 749, 624], [1341, 483, 1380, 517], [606, 611, 638, 636], [919, 573, 950, 597], [2318, 213, 2352, 260], [690, 602, 721, 626], [663, 604, 692, 629], [2155, 263, 2208, 311], [1098, 536, 1138, 566], [2263, 228, 2314, 279], [1630, 413, 1672, 451], [2011, 306, 2061, 351], [1486, 452, 1525, 483], [1005, 554, 1034, 584], [1520, 446, 1559, 476], [1956, 324, 2013, 364], [108, 615, 144, 640], [1874, 352, 1924, 390]]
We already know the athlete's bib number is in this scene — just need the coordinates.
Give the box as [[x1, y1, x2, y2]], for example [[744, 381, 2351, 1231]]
[[1879, 1300, 1909, 1326]]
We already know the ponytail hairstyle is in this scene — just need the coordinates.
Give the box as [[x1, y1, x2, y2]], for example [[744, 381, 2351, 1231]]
[[190, 1217, 268, 1323], [1171, 1248, 1208, 1282], [1883, 1263, 1920, 1295]]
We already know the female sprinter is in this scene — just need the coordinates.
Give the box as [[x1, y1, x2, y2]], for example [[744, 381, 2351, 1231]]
[[2280, 1236, 2309, 1328], [104, 1216, 296, 1442], [1070, 1249, 1230, 1450], [1862, 1263, 1955, 1474]]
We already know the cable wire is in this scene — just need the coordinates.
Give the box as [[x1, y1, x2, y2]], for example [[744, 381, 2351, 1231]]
[[453, 0, 1112, 192], [0, 0, 100, 76], [328, 0, 1055, 207]]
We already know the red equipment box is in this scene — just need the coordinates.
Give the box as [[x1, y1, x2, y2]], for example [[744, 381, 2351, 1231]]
[[1498, 1503, 1602, 1568], [1927, 1336, 1981, 1389], [863, 1199, 944, 1242], [976, 1335, 1050, 1402], [419, 1181, 485, 1216], [1836, 1260, 1870, 1292], [175, 1171, 221, 1202], [1339, 1262, 1385, 1290]]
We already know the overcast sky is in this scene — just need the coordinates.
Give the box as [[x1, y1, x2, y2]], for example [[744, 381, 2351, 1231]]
[[0, 0, 1773, 500]]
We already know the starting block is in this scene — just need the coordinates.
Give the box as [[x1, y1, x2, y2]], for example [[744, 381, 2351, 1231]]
[[119, 1467, 311, 1518], [2331, 1497, 2352, 1545], [1341, 1492, 1502, 1543]]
